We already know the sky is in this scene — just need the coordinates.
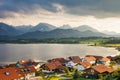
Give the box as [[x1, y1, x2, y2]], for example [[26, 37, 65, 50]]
[[0, 0, 120, 32]]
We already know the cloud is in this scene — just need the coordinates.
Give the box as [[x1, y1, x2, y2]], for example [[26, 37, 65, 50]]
[[55, 0, 120, 18], [0, 0, 120, 18], [0, 0, 56, 18]]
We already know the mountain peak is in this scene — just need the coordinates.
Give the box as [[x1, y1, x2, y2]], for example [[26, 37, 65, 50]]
[[0, 22, 20, 36], [59, 24, 71, 29], [75, 25, 98, 32], [36, 23, 52, 26], [29, 23, 56, 32], [0, 22, 15, 30]]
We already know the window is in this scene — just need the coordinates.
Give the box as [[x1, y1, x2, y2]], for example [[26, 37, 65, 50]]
[[5, 72, 10, 76], [91, 69, 94, 74]]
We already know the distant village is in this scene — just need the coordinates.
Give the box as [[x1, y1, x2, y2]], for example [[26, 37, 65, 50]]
[[1, 55, 120, 80]]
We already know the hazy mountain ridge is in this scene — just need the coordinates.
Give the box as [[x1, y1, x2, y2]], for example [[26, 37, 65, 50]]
[[0, 22, 21, 36], [59, 24, 72, 29], [74, 25, 99, 32], [17, 29, 106, 39], [15, 25, 32, 33], [102, 30, 118, 35], [29, 23, 57, 32], [0, 22, 119, 40]]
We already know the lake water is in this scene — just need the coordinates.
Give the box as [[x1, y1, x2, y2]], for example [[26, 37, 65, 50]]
[[0, 44, 119, 65]]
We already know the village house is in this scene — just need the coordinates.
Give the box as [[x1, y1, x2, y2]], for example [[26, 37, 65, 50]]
[[86, 55, 103, 60], [65, 61, 76, 72], [16, 59, 36, 67], [16, 59, 41, 71], [93, 56, 103, 61], [108, 56, 120, 64], [49, 58, 68, 64], [41, 61, 65, 73], [16, 66, 37, 80], [107, 56, 116, 61], [97, 57, 111, 65], [65, 61, 76, 68], [0, 67, 23, 80], [68, 56, 81, 64], [77, 61, 91, 72], [85, 56, 96, 65], [85, 65, 114, 78], [0, 55, 117, 80], [0, 65, 37, 80], [64, 56, 81, 71]]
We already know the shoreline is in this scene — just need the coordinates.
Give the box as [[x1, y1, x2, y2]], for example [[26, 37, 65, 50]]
[[0, 43, 120, 65]]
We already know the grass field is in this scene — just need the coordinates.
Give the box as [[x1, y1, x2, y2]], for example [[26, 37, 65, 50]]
[[103, 44, 120, 47]]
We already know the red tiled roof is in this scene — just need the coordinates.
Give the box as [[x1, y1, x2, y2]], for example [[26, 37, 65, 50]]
[[86, 56, 96, 61], [69, 56, 81, 63], [45, 61, 64, 70], [86, 55, 103, 60], [79, 62, 91, 68], [45, 62, 56, 70], [16, 66, 36, 76], [101, 57, 110, 62], [94, 56, 103, 60], [69, 56, 81, 60], [17, 59, 38, 67], [18, 59, 35, 65], [107, 56, 116, 60], [92, 65, 114, 73], [86, 55, 94, 57], [53, 58, 68, 63], [7, 64, 17, 68], [71, 59, 81, 63], [0, 67, 22, 80], [107, 68, 114, 73]]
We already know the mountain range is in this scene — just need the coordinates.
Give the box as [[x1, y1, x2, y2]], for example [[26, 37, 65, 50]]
[[0, 22, 119, 40], [29, 23, 56, 32], [59, 24, 72, 29], [0, 22, 21, 36], [17, 29, 105, 39], [74, 25, 98, 32]]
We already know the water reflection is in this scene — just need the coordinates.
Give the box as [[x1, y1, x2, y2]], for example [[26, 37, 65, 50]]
[[0, 44, 119, 64]]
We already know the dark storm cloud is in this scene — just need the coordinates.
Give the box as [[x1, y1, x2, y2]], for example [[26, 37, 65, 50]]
[[0, 0, 57, 18], [63, 0, 120, 18], [0, 0, 120, 18]]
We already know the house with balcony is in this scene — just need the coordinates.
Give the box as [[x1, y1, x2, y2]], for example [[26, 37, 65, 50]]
[[77, 61, 91, 72]]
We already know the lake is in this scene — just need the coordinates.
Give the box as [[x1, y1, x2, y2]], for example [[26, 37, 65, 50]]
[[0, 44, 119, 65]]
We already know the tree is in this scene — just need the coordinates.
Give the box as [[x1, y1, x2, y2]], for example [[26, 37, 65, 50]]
[[111, 67, 120, 80], [98, 74, 107, 80], [106, 74, 115, 80], [109, 61, 116, 69], [64, 67, 71, 76], [46, 76, 60, 80], [73, 70, 80, 79], [35, 70, 45, 77]]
